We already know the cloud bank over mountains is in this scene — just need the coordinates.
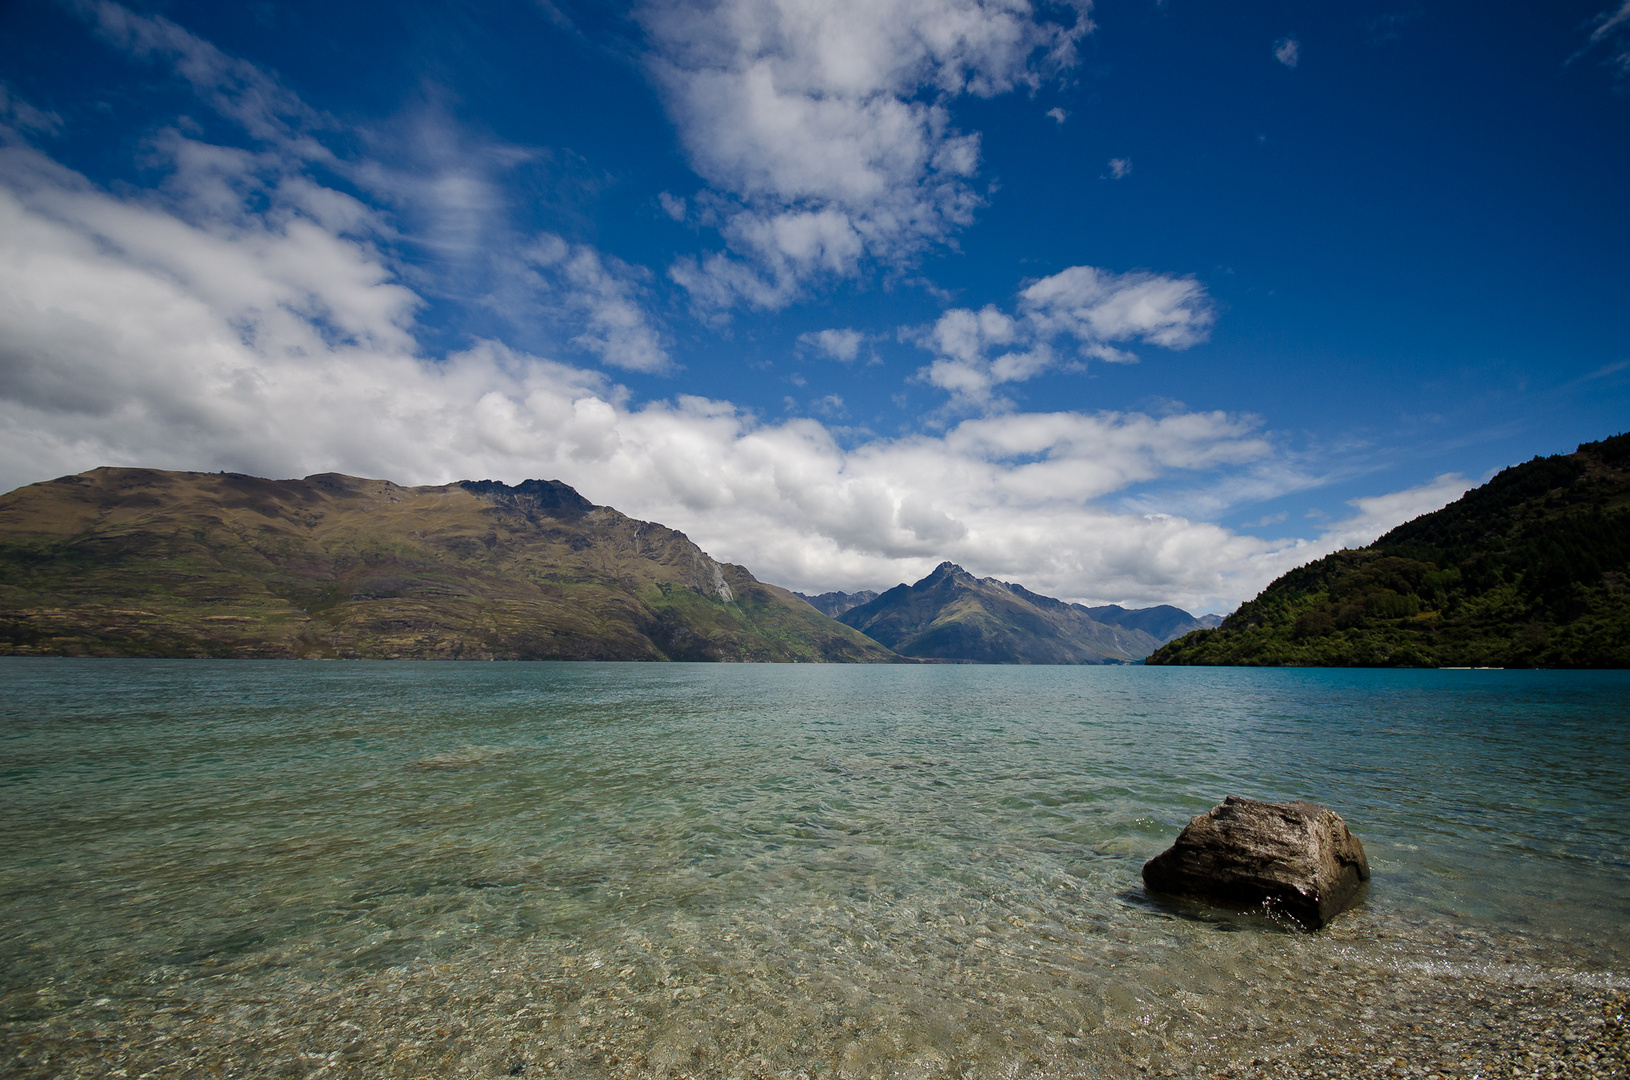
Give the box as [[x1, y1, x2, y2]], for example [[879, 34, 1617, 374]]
[[0, 1, 1482, 612]]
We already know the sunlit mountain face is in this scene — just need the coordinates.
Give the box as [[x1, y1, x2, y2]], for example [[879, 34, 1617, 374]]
[[1, 0, 1626, 612]]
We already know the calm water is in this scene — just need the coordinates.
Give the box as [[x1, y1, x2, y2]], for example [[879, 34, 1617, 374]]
[[2, 660, 1628, 1077]]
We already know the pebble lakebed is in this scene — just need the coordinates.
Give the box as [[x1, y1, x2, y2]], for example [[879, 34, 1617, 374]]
[[8, 923, 1626, 1078], [3, 661, 1627, 1079]]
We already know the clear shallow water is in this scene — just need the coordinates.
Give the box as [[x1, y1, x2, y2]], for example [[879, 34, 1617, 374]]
[[2, 660, 1628, 1078]]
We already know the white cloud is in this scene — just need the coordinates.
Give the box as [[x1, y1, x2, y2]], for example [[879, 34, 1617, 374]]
[[0, 126, 1347, 613], [71, 2, 671, 379], [658, 191, 687, 221], [1021, 265, 1212, 348], [1046, 106, 1067, 124], [1274, 37, 1301, 68], [914, 264, 1215, 405], [1315, 473, 1471, 551], [641, 0, 1093, 310], [0, 3, 1465, 616], [525, 235, 673, 374], [1106, 156, 1131, 179], [926, 304, 1019, 362], [798, 327, 866, 362]]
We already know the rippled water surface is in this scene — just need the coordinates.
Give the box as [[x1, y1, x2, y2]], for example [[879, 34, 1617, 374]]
[[2, 660, 1628, 1078]]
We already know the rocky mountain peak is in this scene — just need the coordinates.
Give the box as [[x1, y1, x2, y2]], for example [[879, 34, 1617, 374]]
[[458, 478, 595, 519]]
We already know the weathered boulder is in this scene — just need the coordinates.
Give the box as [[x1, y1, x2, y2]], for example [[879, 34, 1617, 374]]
[[1141, 796, 1370, 929]]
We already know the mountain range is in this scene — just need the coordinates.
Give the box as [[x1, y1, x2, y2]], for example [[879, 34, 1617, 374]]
[[0, 467, 1222, 664], [6, 438, 1621, 667], [834, 562, 1220, 664], [0, 468, 891, 661], [1150, 433, 1630, 668]]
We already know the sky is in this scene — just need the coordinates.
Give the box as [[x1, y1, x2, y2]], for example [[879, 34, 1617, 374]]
[[0, 0, 1627, 613]]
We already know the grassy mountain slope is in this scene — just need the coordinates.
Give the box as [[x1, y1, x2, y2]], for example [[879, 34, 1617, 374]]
[[0, 468, 895, 662], [838, 562, 1164, 663], [1149, 434, 1630, 668]]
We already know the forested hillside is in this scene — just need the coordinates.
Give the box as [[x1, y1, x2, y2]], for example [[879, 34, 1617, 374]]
[[1150, 434, 1630, 668]]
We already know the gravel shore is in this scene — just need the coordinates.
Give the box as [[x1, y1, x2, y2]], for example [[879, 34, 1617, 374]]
[[1204, 986, 1627, 1080], [5, 956, 1625, 1080]]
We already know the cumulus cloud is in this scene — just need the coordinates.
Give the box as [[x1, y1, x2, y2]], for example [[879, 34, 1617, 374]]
[[798, 327, 867, 362], [1106, 156, 1131, 179], [0, 126, 1467, 612], [811, 393, 847, 417], [641, 0, 1093, 310], [0, 2, 1456, 614], [1022, 266, 1213, 348], [658, 191, 687, 221], [1046, 106, 1067, 124], [913, 264, 1215, 405], [1274, 37, 1301, 68]]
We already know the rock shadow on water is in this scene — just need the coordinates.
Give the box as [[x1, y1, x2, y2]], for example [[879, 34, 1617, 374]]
[[1124, 879, 1373, 934]]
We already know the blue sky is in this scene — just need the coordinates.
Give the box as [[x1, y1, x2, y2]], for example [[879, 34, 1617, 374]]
[[0, 0, 1626, 611]]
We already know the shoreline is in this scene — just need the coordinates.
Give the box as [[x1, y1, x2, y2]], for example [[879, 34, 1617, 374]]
[[5, 957, 1625, 1079]]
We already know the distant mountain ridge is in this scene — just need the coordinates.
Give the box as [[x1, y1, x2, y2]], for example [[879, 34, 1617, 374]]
[[1150, 433, 1630, 668], [1083, 604, 1224, 639], [795, 589, 879, 618], [835, 562, 1216, 664], [0, 468, 894, 662]]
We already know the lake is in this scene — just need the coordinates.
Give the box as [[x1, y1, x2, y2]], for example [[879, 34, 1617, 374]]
[[2, 660, 1627, 1078]]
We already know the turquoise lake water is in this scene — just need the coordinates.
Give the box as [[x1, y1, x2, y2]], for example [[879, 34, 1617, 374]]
[[2, 660, 1627, 1077]]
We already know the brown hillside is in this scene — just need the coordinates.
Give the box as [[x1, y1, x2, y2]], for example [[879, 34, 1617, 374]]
[[0, 468, 894, 662]]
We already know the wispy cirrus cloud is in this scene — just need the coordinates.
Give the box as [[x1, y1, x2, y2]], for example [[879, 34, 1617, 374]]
[[66, 0, 670, 377], [0, 85, 63, 137], [1583, 0, 1630, 78], [75, 0, 329, 153], [643, 0, 1094, 312]]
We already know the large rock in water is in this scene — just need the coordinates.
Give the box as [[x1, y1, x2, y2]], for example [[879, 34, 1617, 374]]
[[1141, 796, 1370, 929]]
